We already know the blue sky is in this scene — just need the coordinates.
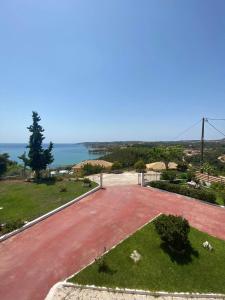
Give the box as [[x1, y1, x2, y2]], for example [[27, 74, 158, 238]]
[[0, 0, 225, 143]]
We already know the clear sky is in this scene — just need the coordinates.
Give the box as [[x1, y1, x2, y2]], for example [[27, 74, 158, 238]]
[[0, 0, 225, 143]]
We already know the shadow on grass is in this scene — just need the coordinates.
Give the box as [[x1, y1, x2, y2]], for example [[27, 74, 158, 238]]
[[34, 178, 57, 185], [160, 242, 199, 265], [99, 266, 117, 275], [97, 258, 117, 275]]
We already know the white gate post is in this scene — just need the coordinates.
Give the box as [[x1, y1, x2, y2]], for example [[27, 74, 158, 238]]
[[100, 172, 103, 188], [141, 173, 145, 187]]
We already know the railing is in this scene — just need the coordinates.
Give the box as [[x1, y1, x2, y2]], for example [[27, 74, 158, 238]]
[[144, 172, 161, 183], [138, 172, 161, 186]]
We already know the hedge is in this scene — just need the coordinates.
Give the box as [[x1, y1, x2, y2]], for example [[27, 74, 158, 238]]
[[149, 181, 216, 204]]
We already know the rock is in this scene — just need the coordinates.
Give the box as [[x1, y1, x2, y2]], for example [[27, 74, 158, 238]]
[[203, 241, 209, 248], [130, 250, 141, 263], [202, 241, 213, 251]]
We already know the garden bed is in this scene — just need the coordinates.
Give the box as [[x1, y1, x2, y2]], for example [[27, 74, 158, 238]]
[[70, 220, 225, 293]]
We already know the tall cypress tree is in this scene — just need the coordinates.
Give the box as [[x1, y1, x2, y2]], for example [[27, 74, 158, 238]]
[[26, 111, 54, 179]]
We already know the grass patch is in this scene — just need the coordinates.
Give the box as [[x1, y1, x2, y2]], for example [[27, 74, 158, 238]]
[[70, 221, 225, 294], [0, 180, 97, 224]]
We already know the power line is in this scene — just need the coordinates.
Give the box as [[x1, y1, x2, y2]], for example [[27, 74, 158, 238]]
[[207, 118, 225, 121], [205, 120, 225, 138], [173, 119, 201, 140]]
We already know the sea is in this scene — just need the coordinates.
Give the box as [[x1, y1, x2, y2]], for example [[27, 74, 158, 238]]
[[0, 143, 101, 168]]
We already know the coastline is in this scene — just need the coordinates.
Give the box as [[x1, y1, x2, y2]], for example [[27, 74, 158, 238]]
[[0, 143, 101, 168]]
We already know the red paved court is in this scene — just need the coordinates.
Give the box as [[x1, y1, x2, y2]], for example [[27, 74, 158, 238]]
[[0, 185, 225, 300]]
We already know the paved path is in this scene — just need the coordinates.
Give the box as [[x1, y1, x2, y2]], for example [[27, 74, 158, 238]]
[[1, 186, 225, 300]]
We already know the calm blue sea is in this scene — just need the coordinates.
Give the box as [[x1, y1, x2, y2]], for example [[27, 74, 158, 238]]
[[0, 143, 100, 167]]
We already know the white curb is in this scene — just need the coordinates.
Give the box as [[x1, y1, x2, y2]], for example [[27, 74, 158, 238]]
[[46, 282, 225, 299], [0, 185, 100, 242]]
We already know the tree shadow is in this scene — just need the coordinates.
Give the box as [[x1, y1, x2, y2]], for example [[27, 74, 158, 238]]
[[160, 242, 199, 265], [34, 178, 57, 185], [100, 266, 117, 275], [96, 259, 117, 275]]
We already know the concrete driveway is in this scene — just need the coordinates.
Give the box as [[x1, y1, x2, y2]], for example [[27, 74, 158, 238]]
[[88, 171, 160, 186], [88, 171, 139, 186], [1, 185, 225, 300]]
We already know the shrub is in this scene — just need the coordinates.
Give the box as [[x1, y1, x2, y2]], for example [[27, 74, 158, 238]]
[[149, 181, 216, 203], [59, 185, 67, 192], [56, 176, 63, 182], [82, 164, 104, 176], [177, 172, 188, 180], [134, 160, 146, 172], [219, 192, 225, 205], [161, 170, 177, 182], [95, 257, 110, 273], [111, 161, 123, 170], [83, 178, 91, 187], [187, 171, 196, 182], [1, 219, 24, 234], [0, 153, 15, 177], [177, 162, 188, 172], [83, 177, 91, 183], [211, 182, 225, 192], [154, 214, 190, 252], [39, 176, 56, 184]]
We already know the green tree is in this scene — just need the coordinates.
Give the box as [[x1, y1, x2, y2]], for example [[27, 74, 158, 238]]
[[82, 164, 104, 176], [18, 151, 29, 176], [155, 146, 183, 170], [177, 162, 188, 172], [134, 160, 146, 172], [25, 112, 54, 179], [203, 162, 215, 181], [0, 153, 10, 177], [111, 161, 122, 170]]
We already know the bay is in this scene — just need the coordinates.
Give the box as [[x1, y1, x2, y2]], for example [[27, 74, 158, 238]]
[[0, 143, 100, 167]]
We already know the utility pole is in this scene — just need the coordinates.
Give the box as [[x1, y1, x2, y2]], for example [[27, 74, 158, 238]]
[[200, 117, 205, 172]]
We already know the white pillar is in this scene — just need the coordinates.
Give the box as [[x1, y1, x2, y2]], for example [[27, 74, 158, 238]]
[[100, 172, 103, 188], [141, 173, 145, 187]]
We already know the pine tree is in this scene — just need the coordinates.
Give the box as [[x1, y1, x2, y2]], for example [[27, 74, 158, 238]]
[[25, 111, 54, 179]]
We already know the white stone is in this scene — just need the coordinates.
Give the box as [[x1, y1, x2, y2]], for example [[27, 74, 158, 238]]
[[202, 241, 213, 251], [208, 244, 213, 251], [130, 250, 141, 263], [187, 181, 197, 187], [203, 241, 209, 248]]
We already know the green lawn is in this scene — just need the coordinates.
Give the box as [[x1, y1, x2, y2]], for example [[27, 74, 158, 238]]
[[70, 221, 225, 294], [0, 180, 97, 223]]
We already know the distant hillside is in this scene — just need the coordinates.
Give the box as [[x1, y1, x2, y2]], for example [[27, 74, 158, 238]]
[[83, 138, 225, 150]]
